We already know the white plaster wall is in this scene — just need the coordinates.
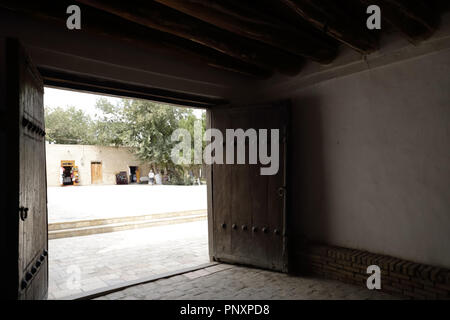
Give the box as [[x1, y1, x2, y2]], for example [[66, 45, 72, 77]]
[[289, 48, 450, 268], [46, 144, 151, 186]]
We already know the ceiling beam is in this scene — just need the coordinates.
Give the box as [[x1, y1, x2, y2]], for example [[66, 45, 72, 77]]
[[0, 1, 273, 78], [153, 0, 337, 64], [40, 68, 228, 108], [278, 0, 380, 54], [76, 0, 306, 76], [359, 0, 440, 43]]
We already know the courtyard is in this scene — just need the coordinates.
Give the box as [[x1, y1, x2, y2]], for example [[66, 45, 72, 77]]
[[48, 185, 208, 299], [47, 184, 401, 301], [47, 184, 207, 223]]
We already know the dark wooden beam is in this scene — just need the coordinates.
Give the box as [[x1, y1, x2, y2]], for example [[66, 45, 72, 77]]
[[0, 1, 273, 78], [278, 0, 380, 53], [153, 0, 337, 64], [359, 0, 440, 43], [76, 0, 305, 76], [39, 68, 228, 108], [433, 0, 450, 12]]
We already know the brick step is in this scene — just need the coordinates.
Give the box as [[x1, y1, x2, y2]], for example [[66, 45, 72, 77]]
[[48, 213, 207, 239], [49, 209, 207, 231]]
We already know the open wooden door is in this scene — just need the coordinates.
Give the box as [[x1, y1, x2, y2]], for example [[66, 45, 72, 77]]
[[0, 38, 48, 300], [209, 102, 289, 272], [136, 167, 141, 183]]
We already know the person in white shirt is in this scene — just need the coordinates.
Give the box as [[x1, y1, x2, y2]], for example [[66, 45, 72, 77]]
[[148, 170, 155, 185]]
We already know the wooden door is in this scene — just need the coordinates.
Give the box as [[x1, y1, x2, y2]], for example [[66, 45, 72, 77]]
[[0, 38, 48, 300], [136, 167, 140, 183], [209, 102, 289, 272], [91, 162, 102, 184]]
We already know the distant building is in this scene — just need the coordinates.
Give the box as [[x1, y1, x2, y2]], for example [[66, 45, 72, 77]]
[[45, 143, 151, 187]]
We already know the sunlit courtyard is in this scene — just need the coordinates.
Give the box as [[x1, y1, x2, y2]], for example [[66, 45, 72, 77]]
[[47, 185, 208, 299]]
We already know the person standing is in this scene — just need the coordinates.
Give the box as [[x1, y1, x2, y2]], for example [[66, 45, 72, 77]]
[[148, 170, 155, 185], [155, 172, 162, 185]]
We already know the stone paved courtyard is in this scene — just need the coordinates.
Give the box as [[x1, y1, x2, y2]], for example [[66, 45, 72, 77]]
[[48, 185, 400, 301], [48, 185, 207, 223], [48, 220, 209, 299], [95, 264, 400, 300]]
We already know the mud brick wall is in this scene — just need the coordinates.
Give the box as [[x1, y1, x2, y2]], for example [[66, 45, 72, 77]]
[[294, 243, 450, 300]]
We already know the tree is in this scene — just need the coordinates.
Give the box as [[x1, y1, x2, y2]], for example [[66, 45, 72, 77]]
[[120, 99, 182, 172], [93, 98, 127, 146], [94, 98, 205, 182], [45, 106, 95, 144], [177, 108, 206, 182]]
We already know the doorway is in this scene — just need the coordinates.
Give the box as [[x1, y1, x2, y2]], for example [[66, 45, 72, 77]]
[[44, 87, 209, 299], [129, 166, 140, 184], [61, 160, 75, 186], [91, 161, 103, 184], [62, 166, 73, 186]]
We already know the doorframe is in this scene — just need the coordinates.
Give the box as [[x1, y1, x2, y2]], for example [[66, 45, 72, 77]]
[[41, 83, 217, 298], [40, 74, 290, 282], [42, 79, 219, 264], [205, 109, 215, 261], [39, 68, 225, 266]]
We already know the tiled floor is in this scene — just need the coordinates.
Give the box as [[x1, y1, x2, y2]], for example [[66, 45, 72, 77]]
[[47, 185, 399, 301], [95, 264, 400, 300], [48, 220, 209, 299]]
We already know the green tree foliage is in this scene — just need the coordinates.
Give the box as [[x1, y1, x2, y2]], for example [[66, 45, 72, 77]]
[[177, 108, 206, 182], [120, 99, 184, 171], [101, 99, 205, 183], [93, 98, 127, 146], [45, 106, 95, 144]]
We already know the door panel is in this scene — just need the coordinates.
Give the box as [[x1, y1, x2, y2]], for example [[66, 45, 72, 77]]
[[1, 38, 48, 300], [212, 113, 232, 257], [210, 102, 289, 272], [91, 162, 102, 184], [18, 40, 48, 300]]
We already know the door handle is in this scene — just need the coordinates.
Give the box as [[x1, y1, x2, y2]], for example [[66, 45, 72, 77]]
[[19, 207, 29, 221]]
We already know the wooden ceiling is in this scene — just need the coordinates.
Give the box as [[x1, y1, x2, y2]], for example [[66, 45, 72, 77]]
[[1, 0, 449, 78]]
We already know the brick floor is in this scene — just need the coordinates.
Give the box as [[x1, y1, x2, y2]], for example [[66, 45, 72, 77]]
[[95, 264, 401, 300], [48, 220, 209, 299]]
